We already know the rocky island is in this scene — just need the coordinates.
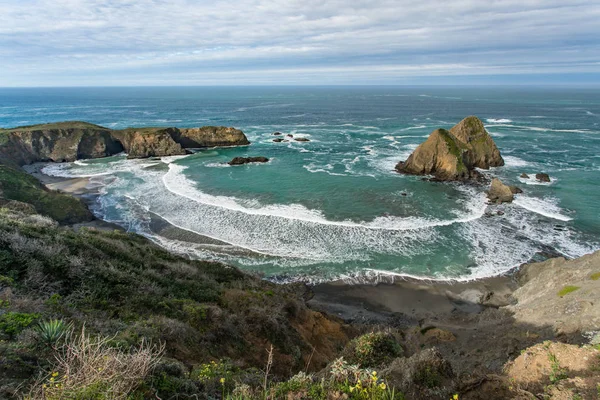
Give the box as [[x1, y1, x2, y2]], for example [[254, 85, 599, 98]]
[[396, 116, 504, 181]]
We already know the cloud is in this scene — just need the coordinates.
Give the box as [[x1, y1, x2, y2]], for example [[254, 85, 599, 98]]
[[0, 0, 599, 85]]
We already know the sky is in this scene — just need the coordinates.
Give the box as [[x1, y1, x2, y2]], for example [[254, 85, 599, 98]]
[[0, 0, 599, 86]]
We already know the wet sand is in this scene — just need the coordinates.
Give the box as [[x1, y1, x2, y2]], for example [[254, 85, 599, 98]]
[[307, 274, 517, 326]]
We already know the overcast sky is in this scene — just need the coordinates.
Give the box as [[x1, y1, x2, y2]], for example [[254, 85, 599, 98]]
[[1, 0, 599, 86]]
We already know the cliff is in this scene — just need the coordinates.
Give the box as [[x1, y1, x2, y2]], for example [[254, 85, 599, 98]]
[[111, 127, 187, 159], [0, 121, 123, 165], [0, 121, 251, 165], [174, 126, 250, 148], [396, 116, 504, 181]]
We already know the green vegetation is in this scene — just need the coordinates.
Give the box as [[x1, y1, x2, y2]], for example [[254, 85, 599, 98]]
[[548, 352, 568, 384], [36, 319, 72, 349], [0, 205, 345, 398], [557, 285, 581, 297], [438, 129, 467, 173], [590, 272, 600, 281], [0, 121, 105, 134], [0, 163, 92, 224], [343, 331, 403, 368], [0, 312, 40, 338]]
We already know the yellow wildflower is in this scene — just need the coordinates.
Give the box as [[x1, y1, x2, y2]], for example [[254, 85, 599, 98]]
[[51, 372, 59, 377], [220, 377, 225, 384], [379, 383, 386, 390], [452, 395, 459, 400]]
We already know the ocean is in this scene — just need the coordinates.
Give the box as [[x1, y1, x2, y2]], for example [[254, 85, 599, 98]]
[[1, 86, 599, 282]]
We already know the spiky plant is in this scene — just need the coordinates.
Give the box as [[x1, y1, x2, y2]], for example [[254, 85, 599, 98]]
[[36, 319, 72, 349]]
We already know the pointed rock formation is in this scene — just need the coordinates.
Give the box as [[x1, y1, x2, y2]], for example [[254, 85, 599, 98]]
[[396, 116, 504, 181]]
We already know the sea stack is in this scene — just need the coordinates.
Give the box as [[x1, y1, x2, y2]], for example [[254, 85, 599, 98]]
[[396, 116, 504, 181]]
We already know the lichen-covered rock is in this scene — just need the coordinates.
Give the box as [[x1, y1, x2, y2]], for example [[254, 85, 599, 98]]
[[487, 178, 515, 203], [0, 122, 123, 165], [174, 126, 249, 148], [396, 116, 504, 181], [110, 127, 187, 159]]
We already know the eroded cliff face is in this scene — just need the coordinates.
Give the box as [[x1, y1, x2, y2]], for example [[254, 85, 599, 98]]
[[0, 122, 123, 165], [111, 127, 187, 159], [396, 116, 504, 181], [174, 126, 250, 148], [0, 121, 251, 165]]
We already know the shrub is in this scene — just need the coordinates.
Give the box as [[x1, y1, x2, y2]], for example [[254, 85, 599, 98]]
[[344, 332, 402, 368], [0, 312, 40, 338], [26, 326, 164, 399]]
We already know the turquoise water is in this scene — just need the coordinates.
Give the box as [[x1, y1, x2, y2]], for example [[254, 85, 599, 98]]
[[1, 87, 599, 281]]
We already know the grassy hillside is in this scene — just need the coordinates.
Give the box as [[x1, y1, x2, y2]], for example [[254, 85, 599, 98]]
[[0, 163, 92, 224], [0, 206, 358, 399]]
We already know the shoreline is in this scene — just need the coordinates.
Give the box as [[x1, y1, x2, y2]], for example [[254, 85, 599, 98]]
[[24, 161, 526, 326], [22, 161, 600, 380]]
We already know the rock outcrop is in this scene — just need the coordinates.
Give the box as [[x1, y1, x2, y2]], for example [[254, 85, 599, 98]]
[[173, 126, 250, 148], [508, 251, 600, 335], [487, 178, 516, 203], [535, 173, 551, 182], [228, 156, 269, 165], [295, 137, 310, 142], [0, 121, 251, 165], [396, 116, 504, 181], [111, 127, 187, 159], [0, 122, 123, 165]]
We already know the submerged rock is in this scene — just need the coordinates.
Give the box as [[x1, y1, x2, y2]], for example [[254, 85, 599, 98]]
[[294, 137, 310, 142], [520, 173, 530, 179], [273, 132, 282, 136], [535, 173, 551, 182], [273, 138, 284, 142], [228, 156, 269, 165], [396, 116, 504, 181], [487, 178, 515, 204]]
